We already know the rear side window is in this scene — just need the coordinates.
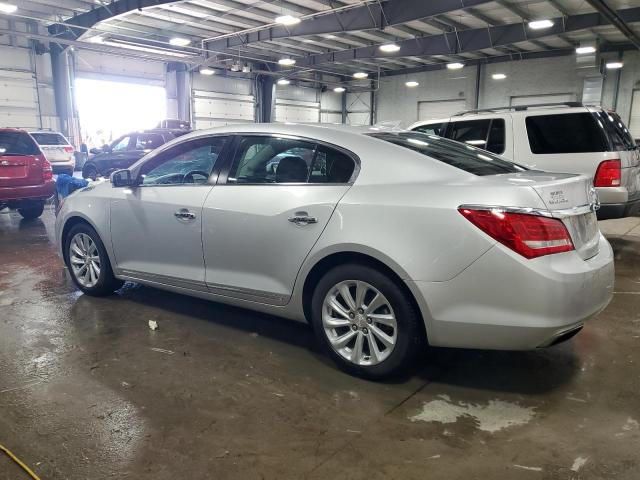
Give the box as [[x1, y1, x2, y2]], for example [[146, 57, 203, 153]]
[[412, 122, 447, 136], [448, 119, 505, 155], [0, 131, 40, 155], [30, 132, 68, 146], [526, 113, 609, 153], [368, 132, 526, 176], [309, 145, 356, 183]]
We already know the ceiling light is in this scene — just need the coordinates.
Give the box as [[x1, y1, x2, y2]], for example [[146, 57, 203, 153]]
[[446, 62, 464, 70], [278, 58, 296, 66], [353, 72, 368, 79], [528, 19, 553, 30], [169, 37, 190, 47], [576, 46, 596, 54], [492, 73, 507, 80], [606, 61, 623, 69], [275, 15, 300, 26], [277, 78, 290, 85], [333, 87, 346, 93], [0, 2, 17, 13], [199, 67, 215, 75], [379, 43, 400, 53], [405, 81, 419, 87], [87, 36, 104, 44]]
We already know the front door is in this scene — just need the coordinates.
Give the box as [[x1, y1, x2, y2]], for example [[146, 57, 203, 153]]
[[110, 135, 229, 290], [202, 135, 357, 305]]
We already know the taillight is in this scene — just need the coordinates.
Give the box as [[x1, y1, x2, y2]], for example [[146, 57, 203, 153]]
[[63, 146, 74, 153], [594, 159, 621, 187], [42, 158, 53, 181], [459, 208, 574, 259]]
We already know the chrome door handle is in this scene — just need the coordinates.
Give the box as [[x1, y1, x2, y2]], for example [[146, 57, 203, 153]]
[[288, 213, 317, 225], [174, 209, 196, 220]]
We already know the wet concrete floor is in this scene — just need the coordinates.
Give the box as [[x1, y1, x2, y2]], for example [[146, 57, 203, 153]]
[[1, 206, 639, 479]]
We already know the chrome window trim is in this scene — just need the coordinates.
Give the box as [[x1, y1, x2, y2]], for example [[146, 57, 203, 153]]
[[458, 203, 595, 218]]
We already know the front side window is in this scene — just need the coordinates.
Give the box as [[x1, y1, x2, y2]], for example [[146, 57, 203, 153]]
[[525, 113, 609, 154], [0, 131, 40, 156], [412, 122, 447, 136], [112, 136, 132, 152], [368, 132, 526, 176], [228, 136, 316, 184], [140, 136, 228, 186], [135, 134, 165, 151]]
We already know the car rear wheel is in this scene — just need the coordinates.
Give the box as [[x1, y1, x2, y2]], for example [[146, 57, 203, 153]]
[[65, 223, 123, 296], [311, 263, 424, 379], [18, 201, 45, 220], [82, 164, 98, 180]]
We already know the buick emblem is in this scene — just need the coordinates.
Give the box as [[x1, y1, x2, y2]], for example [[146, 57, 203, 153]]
[[589, 186, 600, 212]]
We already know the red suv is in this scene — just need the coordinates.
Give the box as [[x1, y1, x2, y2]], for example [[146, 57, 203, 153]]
[[0, 128, 55, 220]]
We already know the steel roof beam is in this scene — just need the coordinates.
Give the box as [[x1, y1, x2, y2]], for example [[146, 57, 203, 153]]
[[584, 0, 640, 49]]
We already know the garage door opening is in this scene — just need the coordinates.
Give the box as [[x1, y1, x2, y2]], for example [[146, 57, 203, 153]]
[[75, 78, 166, 150]]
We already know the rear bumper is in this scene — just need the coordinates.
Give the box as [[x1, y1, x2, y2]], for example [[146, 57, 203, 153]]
[[0, 180, 55, 202], [51, 161, 75, 173], [597, 195, 640, 220], [411, 234, 614, 350]]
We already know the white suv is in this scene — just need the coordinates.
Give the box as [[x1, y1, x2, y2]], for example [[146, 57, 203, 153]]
[[29, 131, 75, 175], [409, 103, 640, 219]]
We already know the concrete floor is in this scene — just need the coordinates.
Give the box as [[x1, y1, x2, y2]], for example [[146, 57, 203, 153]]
[[1, 206, 639, 480]]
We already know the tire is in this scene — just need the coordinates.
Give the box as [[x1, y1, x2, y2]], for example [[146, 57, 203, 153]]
[[82, 164, 98, 180], [18, 201, 45, 220], [310, 263, 424, 379], [64, 223, 123, 296]]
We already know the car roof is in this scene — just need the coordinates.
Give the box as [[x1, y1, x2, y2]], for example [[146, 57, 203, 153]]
[[28, 130, 65, 134], [0, 128, 28, 133]]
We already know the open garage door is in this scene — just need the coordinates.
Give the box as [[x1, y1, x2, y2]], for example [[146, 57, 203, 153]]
[[193, 91, 255, 128], [418, 99, 466, 120], [275, 98, 320, 123]]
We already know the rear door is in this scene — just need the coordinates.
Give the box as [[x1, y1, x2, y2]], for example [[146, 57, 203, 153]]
[[0, 131, 44, 188], [202, 134, 357, 305]]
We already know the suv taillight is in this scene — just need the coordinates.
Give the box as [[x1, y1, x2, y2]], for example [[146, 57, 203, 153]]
[[594, 159, 621, 187], [63, 146, 74, 153], [459, 208, 574, 259], [42, 158, 53, 181]]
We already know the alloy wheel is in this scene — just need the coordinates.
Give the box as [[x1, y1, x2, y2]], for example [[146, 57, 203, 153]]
[[69, 233, 101, 288], [322, 280, 398, 366]]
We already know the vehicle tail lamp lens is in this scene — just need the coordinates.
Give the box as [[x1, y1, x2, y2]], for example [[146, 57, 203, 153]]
[[64, 146, 74, 153], [458, 208, 574, 259], [594, 159, 621, 187], [42, 158, 53, 181]]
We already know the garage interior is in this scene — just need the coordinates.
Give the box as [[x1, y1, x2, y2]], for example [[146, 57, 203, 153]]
[[1, 0, 640, 479]]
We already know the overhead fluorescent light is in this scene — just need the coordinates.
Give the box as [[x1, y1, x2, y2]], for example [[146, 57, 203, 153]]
[[278, 58, 296, 66], [576, 46, 596, 54], [277, 78, 290, 85], [333, 87, 346, 93], [0, 2, 17, 13], [379, 43, 400, 53], [492, 73, 507, 80], [528, 19, 553, 30], [87, 36, 104, 44], [169, 37, 190, 47], [199, 67, 215, 75], [466, 140, 486, 145], [405, 81, 419, 87], [606, 61, 623, 69], [353, 72, 368, 79], [275, 15, 300, 26], [447, 62, 464, 70]]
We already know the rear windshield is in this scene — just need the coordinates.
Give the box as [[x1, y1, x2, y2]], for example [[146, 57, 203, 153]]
[[593, 111, 636, 151], [368, 132, 527, 176], [30, 132, 69, 146], [525, 113, 609, 153], [0, 131, 40, 156]]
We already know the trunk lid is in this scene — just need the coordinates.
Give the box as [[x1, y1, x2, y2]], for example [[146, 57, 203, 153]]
[[40, 145, 73, 163], [0, 154, 46, 187], [500, 171, 600, 260]]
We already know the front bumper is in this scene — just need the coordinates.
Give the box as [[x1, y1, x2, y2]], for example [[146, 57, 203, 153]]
[[411, 234, 614, 350], [0, 180, 55, 202]]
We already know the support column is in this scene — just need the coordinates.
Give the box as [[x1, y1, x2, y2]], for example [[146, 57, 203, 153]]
[[50, 43, 78, 141], [257, 74, 275, 123], [341, 91, 347, 124]]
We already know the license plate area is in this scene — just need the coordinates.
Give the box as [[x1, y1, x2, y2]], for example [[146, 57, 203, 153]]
[[562, 211, 599, 260]]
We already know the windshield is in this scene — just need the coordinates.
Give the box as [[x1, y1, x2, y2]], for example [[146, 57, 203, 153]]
[[0, 131, 40, 156], [368, 131, 527, 176], [30, 132, 69, 146]]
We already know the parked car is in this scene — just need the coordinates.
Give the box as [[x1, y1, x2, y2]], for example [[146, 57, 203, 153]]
[[56, 124, 613, 378], [29, 130, 75, 175], [409, 103, 640, 219], [0, 128, 54, 219], [82, 129, 190, 180]]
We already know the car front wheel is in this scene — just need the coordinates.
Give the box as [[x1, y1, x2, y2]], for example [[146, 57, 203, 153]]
[[65, 223, 123, 296], [311, 263, 424, 379], [82, 164, 98, 180]]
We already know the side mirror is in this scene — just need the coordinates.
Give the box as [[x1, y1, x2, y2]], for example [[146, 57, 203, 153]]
[[89, 147, 101, 155], [111, 169, 133, 187]]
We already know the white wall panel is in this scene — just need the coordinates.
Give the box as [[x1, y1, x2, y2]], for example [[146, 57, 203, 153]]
[[418, 99, 466, 120]]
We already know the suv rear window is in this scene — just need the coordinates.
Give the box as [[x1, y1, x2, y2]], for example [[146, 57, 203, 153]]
[[525, 113, 609, 153], [0, 131, 40, 156], [30, 132, 68, 146], [593, 111, 636, 151], [369, 132, 526, 176]]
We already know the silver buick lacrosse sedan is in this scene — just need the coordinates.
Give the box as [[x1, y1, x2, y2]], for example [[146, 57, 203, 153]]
[[56, 123, 614, 378]]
